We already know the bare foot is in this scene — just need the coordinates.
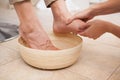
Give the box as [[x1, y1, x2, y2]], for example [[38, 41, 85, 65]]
[[19, 21, 59, 50], [14, 1, 58, 50]]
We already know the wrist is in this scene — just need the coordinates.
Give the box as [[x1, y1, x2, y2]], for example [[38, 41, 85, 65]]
[[107, 23, 118, 34], [107, 23, 120, 38]]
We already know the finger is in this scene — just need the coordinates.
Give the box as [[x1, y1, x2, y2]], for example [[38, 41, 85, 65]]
[[80, 23, 89, 30], [79, 27, 98, 39], [78, 31, 88, 37], [66, 13, 84, 24], [86, 20, 97, 26], [78, 26, 91, 38], [78, 22, 90, 32], [79, 32, 93, 39], [66, 17, 76, 25], [93, 37, 97, 40]]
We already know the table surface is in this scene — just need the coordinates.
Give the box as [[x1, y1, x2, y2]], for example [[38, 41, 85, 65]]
[[0, 7, 120, 80]]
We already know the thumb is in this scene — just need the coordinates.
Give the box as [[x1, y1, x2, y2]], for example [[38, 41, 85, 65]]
[[66, 16, 75, 24], [66, 17, 75, 25], [78, 29, 88, 37]]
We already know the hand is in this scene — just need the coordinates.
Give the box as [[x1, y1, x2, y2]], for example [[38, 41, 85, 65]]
[[67, 8, 94, 24], [79, 20, 111, 39], [67, 0, 120, 24], [51, 0, 88, 34], [53, 15, 87, 34]]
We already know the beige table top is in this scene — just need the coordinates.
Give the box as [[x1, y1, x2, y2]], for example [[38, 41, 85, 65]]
[[0, 8, 120, 80]]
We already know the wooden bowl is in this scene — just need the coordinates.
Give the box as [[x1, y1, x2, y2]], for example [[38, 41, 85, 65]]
[[18, 33, 82, 70]]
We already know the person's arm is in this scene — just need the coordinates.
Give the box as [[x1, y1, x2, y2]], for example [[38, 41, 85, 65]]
[[10, 0, 58, 50], [107, 22, 120, 38], [90, 0, 120, 16], [67, 0, 120, 23], [79, 20, 120, 39]]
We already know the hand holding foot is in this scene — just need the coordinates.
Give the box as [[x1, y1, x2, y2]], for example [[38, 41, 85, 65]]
[[53, 16, 87, 34], [66, 8, 94, 24], [51, 0, 87, 34]]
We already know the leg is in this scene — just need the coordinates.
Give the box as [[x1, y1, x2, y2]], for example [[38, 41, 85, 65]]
[[14, 1, 58, 50]]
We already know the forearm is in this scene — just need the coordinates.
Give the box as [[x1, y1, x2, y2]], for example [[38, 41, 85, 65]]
[[110, 25, 120, 38], [90, 0, 120, 16]]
